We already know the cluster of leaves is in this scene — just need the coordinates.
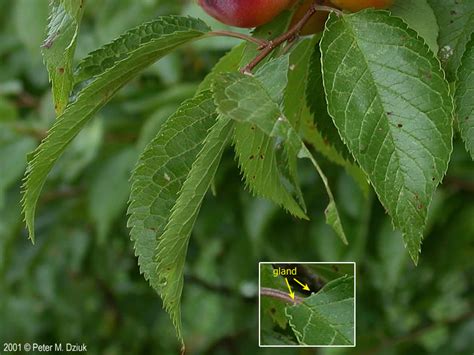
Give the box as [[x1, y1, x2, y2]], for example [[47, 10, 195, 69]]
[[260, 264, 355, 346], [1, 0, 473, 353]]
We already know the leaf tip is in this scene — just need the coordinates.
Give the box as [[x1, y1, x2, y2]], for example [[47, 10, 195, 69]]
[[409, 249, 420, 266]]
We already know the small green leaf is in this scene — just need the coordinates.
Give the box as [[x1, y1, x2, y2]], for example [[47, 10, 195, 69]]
[[321, 11, 454, 263], [455, 34, 474, 159], [42, 0, 85, 115], [427, 0, 474, 80], [22, 16, 210, 243], [286, 275, 355, 346], [213, 72, 347, 244]]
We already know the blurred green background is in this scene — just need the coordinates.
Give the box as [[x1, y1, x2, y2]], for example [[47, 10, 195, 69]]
[[0, 0, 473, 354]]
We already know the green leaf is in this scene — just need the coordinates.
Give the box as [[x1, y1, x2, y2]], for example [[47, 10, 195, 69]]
[[455, 34, 474, 159], [22, 16, 210, 243], [229, 58, 308, 220], [320, 11, 453, 263], [128, 92, 232, 344], [128, 92, 216, 293], [285, 275, 355, 346], [254, 55, 289, 103], [230, 13, 306, 219], [157, 117, 232, 344], [390, 0, 439, 54], [213, 71, 348, 244], [74, 17, 209, 85], [42, 0, 85, 115], [427, 0, 474, 80]]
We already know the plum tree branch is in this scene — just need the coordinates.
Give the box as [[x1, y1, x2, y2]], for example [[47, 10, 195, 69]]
[[240, 2, 342, 73]]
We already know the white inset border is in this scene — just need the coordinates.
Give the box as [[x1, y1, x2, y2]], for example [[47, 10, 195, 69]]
[[258, 261, 356, 348]]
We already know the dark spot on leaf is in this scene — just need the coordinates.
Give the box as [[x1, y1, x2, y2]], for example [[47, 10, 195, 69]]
[[58, 67, 65, 74], [397, 123, 403, 128], [249, 155, 254, 160], [387, 111, 393, 116], [432, 177, 435, 181], [332, 265, 339, 272], [419, 69, 432, 81], [270, 308, 276, 314], [259, 154, 264, 160]]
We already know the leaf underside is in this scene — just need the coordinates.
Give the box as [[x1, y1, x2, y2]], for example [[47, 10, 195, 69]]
[[321, 10, 453, 263]]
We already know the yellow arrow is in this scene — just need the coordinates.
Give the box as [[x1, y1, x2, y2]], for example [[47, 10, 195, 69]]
[[293, 278, 310, 291], [285, 278, 295, 300]]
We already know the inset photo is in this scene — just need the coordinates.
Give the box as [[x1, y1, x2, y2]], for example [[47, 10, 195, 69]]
[[259, 262, 355, 347]]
